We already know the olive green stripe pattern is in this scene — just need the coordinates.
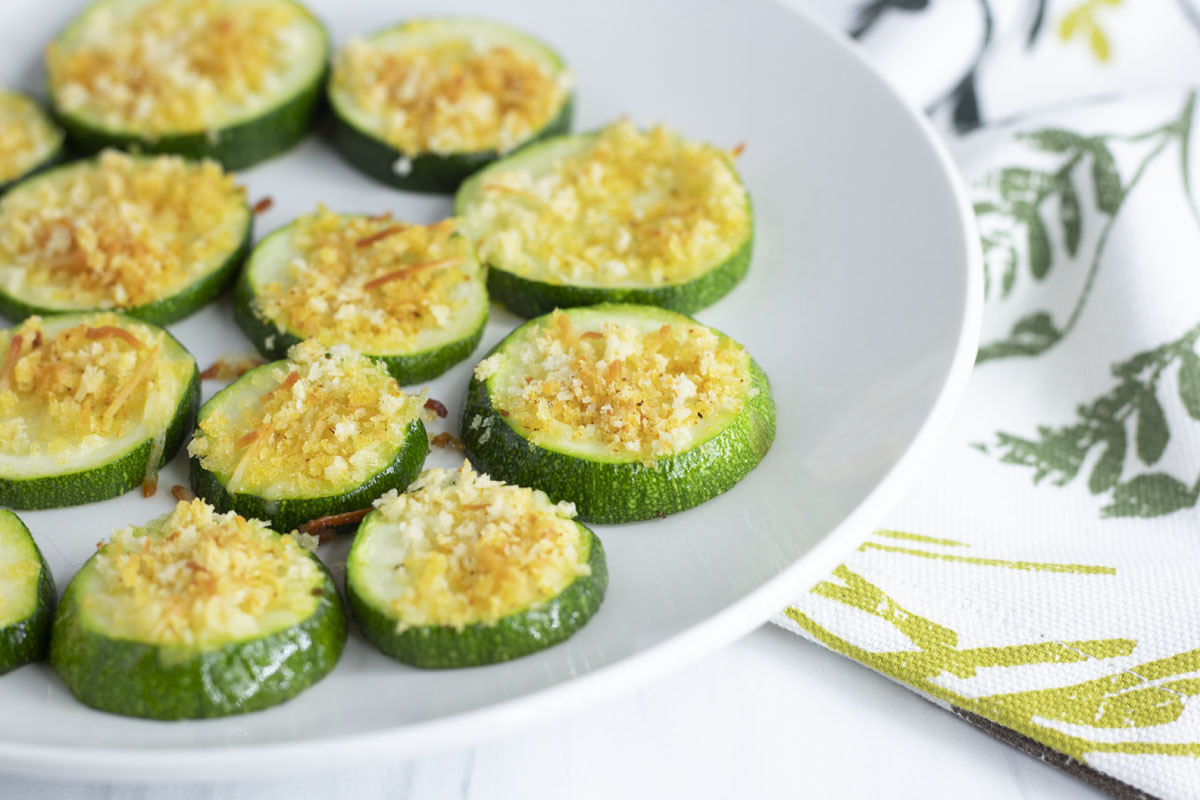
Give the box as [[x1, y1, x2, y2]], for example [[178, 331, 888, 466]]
[[857, 541, 1116, 574], [786, 563, 1200, 761], [872, 529, 968, 547]]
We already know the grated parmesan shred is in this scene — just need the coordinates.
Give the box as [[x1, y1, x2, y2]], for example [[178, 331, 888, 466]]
[[0, 314, 181, 456], [254, 208, 479, 352], [47, 0, 315, 135], [476, 310, 749, 462], [83, 499, 321, 647], [188, 340, 424, 496], [331, 23, 567, 155], [365, 461, 587, 630], [0, 150, 245, 310], [462, 120, 750, 288]]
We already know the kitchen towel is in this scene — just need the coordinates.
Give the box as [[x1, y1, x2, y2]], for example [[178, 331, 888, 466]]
[[782, 2, 1200, 798]]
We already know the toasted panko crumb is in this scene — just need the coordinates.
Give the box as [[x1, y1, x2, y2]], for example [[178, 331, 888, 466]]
[[0, 150, 246, 310], [253, 208, 480, 353], [0, 314, 182, 455], [188, 340, 424, 496], [331, 23, 568, 155], [365, 461, 587, 630], [463, 120, 749, 288], [476, 310, 749, 462], [83, 499, 321, 647], [47, 0, 316, 135]]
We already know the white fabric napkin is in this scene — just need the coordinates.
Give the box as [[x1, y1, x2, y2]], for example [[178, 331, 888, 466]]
[[782, 2, 1200, 797]]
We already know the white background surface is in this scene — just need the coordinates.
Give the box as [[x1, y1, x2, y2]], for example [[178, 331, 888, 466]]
[[0, 627, 1101, 798]]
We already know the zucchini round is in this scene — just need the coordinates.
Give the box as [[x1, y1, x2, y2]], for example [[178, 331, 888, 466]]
[[455, 121, 753, 317], [0, 510, 56, 674], [461, 304, 776, 523], [46, 0, 329, 170], [189, 340, 429, 533], [346, 464, 606, 668], [234, 210, 488, 385], [0, 151, 251, 325], [0, 91, 64, 194], [49, 500, 346, 719], [0, 313, 199, 510], [328, 18, 573, 193]]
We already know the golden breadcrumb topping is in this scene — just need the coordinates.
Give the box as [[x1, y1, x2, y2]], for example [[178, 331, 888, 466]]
[[0, 150, 246, 310], [464, 120, 749, 287], [83, 499, 320, 647], [188, 340, 424, 496], [474, 310, 751, 461], [47, 0, 316, 135], [362, 462, 588, 630], [254, 208, 481, 353], [0, 314, 184, 455], [332, 23, 567, 155], [0, 91, 61, 184]]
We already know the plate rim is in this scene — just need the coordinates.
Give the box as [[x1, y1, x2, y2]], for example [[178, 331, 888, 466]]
[[0, 0, 984, 781]]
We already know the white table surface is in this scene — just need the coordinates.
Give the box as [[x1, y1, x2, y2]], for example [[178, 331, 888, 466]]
[[0, 625, 1100, 799]]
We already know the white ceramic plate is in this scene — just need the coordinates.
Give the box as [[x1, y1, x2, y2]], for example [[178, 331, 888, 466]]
[[0, 0, 980, 781]]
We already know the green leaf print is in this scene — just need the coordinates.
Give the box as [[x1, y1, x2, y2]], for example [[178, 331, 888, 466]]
[[976, 312, 1061, 362], [1025, 213, 1052, 279], [975, 92, 1198, 363], [1089, 142, 1122, 214], [1135, 390, 1169, 464], [1022, 128, 1092, 153], [1057, 175, 1082, 256], [1103, 473, 1198, 518], [1178, 349, 1200, 419], [987, 320, 1200, 518], [1087, 427, 1126, 494]]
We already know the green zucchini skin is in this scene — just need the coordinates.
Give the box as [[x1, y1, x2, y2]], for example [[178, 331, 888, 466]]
[[54, 69, 327, 172], [329, 95, 573, 194], [454, 131, 753, 317], [232, 263, 488, 387], [49, 0, 330, 173], [0, 512, 57, 674], [190, 419, 429, 533], [0, 334, 200, 511], [347, 521, 606, 668], [0, 187, 251, 327], [49, 556, 346, 720], [460, 333, 776, 524], [483, 231, 752, 319]]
